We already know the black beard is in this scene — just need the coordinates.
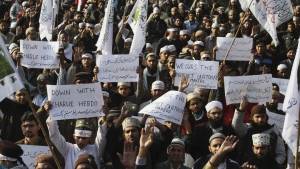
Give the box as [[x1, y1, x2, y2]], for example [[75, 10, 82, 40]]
[[209, 119, 223, 128]]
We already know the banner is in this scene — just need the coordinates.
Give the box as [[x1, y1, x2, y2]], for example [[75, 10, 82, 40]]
[[216, 37, 253, 61], [96, 0, 113, 54], [20, 145, 50, 169], [139, 91, 186, 125], [39, 0, 55, 41], [272, 78, 289, 95], [266, 109, 285, 133], [282, 39, 300, 156], [239, 0, 293, 46], [174, 59, 219, 90], [47, 83, 104, 120], [224, 74, 272, 105], [96, 54, 139, 82], [0, 36, 23, 101], [128, 0, 148, 55], [20, 40, 59, 69]]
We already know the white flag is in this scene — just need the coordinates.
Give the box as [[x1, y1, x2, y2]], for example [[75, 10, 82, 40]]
[[39, 0, 55, 41], [282, 38, 300, 156], [96, 0, 114, 55], [127, 0, 148, 55], [239, 0, 293, 46]]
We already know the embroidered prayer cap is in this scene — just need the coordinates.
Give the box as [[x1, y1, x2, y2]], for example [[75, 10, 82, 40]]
[[252, 133, 270, 146], [151, 80, 165, 90], [75, 119, 92, 130], [153, 7, 160, 14], [0, 140, 23, 161], [35, 154, 56, 169], [122, 117, 141, 130], [117, 82, 131, 87], [205, 100, 223, 112], [186, 92, 201, 102], [75, 153, 98, 169], [209, 132, 225, 143], [146, 43, 153, 49]]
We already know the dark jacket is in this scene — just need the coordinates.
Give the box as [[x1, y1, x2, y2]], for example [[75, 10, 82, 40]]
[[193, 154, 240, 169]]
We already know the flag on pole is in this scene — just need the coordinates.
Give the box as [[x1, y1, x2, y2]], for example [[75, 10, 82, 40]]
[[96, 0, 114, 55], [127, 0, 148, 55], [0, 36, 23, 101], [39, 0, 56, 41], [282, 38, 300, 156], [239, 0, 293, 46]]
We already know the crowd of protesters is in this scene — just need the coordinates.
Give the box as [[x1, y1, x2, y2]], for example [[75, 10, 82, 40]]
[[0, 0, 300, 168]]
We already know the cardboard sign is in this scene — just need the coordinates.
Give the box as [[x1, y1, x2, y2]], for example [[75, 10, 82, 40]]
[[47, 83, 104, 120], [20, 145, 50, 169]]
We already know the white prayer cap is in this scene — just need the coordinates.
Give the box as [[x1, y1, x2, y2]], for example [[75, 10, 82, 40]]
[[10, 22, 17, 29], [151, 80, 165, 90], [153, 7, 160, 14], [179, 30, 190, 35], [86, 23, 94, 28], [167, 28, 178, 32], [212, 22, 219, 29], [205, 100, 223, 112], [79, 22, 86, 28], [117, 82, 131, 87], [146, 43, 153, 49], [125, 38, 133, 43], [9, 43, 19, 54], [170, 138, 185, 147], [168, 45, 177, 52], [277, 64, 288, 71], [160, 46, 170, 53], [199, 1, 206, 5], [122, 117, 141, 130], [22, 1, 29, 7], [230, 0, 237, 2], [193, 41, 204, 47], [186, 92, 201, 102], [209, 132, 225, 143], [81, 53, 93, 59], [102, 91, 110, 97], [252, 133, 270, 146]]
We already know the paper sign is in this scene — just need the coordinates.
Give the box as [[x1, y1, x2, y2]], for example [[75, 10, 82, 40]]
[[20, 145, 50, 169], [175, 59, 219, 90], [20, 40, 59, 69], [266, 109, 285, 132], [224, 74, 272, 105], [272, 78, 289, 95], [0, 36, 23, 101], [47, 83, 104, 120], [96, 54, 138, 82], [139, 91, 186, 125], [216, 37, 253, 61]]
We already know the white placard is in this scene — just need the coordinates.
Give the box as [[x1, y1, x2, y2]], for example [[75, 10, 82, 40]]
[[266, 109, 285, 133], [47, 83, 104, 120], [139, 91, 186, 125], [224, 74, 272, 105], [174, 59, 219, 90], [272, 78, 289, 95], [20, 145, 50, 169], [96, 54, 138, 82], [216, 37, 253, 61], [20, 40, 59, 69]]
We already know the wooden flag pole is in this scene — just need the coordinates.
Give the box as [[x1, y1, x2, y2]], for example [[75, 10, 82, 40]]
[[26, 94, 62, 169], [222, 0, 254, 64]]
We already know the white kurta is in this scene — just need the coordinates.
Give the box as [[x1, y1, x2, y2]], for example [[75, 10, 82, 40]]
[[47, 118, 107, 169]]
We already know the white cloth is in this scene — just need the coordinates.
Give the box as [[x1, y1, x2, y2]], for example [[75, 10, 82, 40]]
[[32, 94, 47, 107], [47, 117, 107, 169]]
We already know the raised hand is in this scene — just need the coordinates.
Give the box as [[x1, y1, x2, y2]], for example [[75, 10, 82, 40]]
[[139, 127, 154, 150], [217, 135, 238, 155], [178, 75, 189, 92], [118, 142, 137, 169], [239, 96, 248, 112]]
